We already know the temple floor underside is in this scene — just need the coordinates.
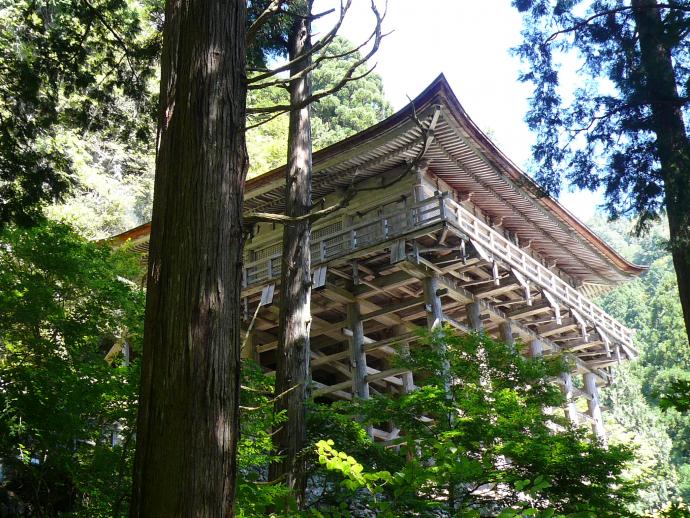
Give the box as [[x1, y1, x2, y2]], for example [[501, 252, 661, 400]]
[[241, 192, 629, 441]]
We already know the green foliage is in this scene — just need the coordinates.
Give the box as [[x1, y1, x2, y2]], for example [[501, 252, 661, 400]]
[[660, 379, 690, 414], [315, 439, 391, 494], [310, 37, 393, 149], [47, 132, 155, 239], [0, 221, 145, 515], [0, 0, 160, 226], [236, 360, 293, 517], [291, 329, 640, 517], [588, 215, 690, 509], [648, 500, 690, 517]]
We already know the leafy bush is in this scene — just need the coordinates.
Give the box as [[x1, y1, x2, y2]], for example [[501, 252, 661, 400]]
[[0, 221, 144, 515]]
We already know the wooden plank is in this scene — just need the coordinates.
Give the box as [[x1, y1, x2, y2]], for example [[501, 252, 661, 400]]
[[507, 300, 552, 320], [361, 296, 426, 322], [366, 368, 409, 384], [311, 332, 417, 367]]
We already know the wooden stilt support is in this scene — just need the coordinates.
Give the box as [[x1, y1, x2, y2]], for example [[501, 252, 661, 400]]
[[241, 332, 258, 362], [560, 371, 578, 425], [466, 301, 483, 332], [394, 325, 415, 394], [529, 339, 543, 358], [498, 320, 515, 348], [423, 276, 444, 337], [583, 372, 606, 442], [423, 276, 443, 330], [423, 275, 451, 397], [347, 303, 369, 400], [347, 301, 372, 438]]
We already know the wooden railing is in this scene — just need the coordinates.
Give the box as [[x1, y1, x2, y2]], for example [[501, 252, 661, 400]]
[[438, 193, 634, 349], [244, 197, 443, 287], [243, 193, 635, 348]]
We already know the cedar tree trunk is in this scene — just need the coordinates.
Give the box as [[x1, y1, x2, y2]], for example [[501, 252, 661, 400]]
[[269, 1, 313, 506], [633, 0, 690, 342], [130, 0, 248, 515]]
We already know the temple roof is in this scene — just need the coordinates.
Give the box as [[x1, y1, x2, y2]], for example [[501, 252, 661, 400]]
[[112, 74, 645, 289]]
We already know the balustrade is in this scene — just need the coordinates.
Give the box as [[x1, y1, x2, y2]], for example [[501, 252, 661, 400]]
[[243, 193, 635, 348]]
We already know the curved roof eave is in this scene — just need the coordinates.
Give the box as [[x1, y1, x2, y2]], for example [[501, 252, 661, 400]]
[[111, 74, 646, 282], [428, 74, 646, 279]]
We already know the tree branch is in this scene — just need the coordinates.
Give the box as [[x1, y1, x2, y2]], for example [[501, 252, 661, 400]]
[[243, 103, 441, 231], [80, 0, 140, 79], [248, 65, 378, 114], [246, 0, 289, 45], [245, 187, 357, 226], [247, 0, 353, 84], [246, 109, 289, 131], [544, 3, 690, 44], [240, 382, 302, 411], [247, 0, 388, 115], [247, 31, 375, 90]]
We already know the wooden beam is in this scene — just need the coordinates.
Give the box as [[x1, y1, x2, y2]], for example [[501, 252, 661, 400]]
[[399, 259, 608, 385], [473, 277, 520, 299], [537, 317, 578, 338], [366, 367, 408, 384], [312, 381, 352, 400], [310, 332, 417, 367], [361, 296, 426, 323], [507, 300, 552, 320], [354, 270, 416, 297]]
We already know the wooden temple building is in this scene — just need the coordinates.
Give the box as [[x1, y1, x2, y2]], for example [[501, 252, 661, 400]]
[[113, 75, 645, 441]]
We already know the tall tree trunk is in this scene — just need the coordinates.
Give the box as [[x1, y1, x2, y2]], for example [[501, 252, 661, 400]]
[[633, 0, 690, 342], [130, 0, 247, 515], [269, 0, 313, 507]]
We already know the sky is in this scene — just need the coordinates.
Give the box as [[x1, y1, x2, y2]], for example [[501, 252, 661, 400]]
[[316, 0, 603, 222]]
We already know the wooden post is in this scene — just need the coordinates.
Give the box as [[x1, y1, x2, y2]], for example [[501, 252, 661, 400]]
[[423, 276, 451, 397], [241, 332, 259, 362], [423, 276, 443, 330], [583, 372, 606, 441], [395, 325, 415, 394], [347, 302, 369, 400], [560, 371, 578, 425], [466, 302, 483, 332], [413, 160, 430, 203], [498, 320, 515, 349], [529, 339, 543, 358]]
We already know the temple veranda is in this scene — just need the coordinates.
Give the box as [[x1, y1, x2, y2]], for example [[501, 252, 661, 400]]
[[113, 75, 645, 442]]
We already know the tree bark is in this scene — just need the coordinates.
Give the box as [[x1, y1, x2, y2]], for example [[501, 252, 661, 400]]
[[130, 0, 247, 516], [633, 0, 690, 342], [269, 0, 313, 507]]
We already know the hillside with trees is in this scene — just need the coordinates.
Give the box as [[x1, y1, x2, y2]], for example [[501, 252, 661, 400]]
[[589, 215, 690, 509], [47, 35, 392, 241]]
